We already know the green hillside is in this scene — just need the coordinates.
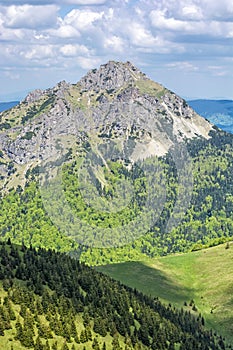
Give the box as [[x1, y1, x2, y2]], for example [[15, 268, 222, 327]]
[[97, 242, 233, 345], [0, 240, 228, 350], [1, 130, 233, 266]]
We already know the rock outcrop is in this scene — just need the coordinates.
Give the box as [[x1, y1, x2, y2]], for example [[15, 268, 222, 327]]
[[0, 61, 213, 190]]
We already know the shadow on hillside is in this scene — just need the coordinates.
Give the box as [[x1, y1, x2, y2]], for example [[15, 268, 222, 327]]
[[98, 261, 195, 306]]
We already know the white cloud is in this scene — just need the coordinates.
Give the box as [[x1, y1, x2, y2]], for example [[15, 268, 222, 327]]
[[200, 0, 233, 20], [23, 45, 55, 60], [1, 5, 58, 29], [76, 56, 102, 70], [127, 22, 157, 47], [146, 0, 233, 21], [0, 0, 232, 100], [150, 10, 192, 32], [49, 24, 80, 38], [60, 44, 90, 57], [166, 61, 199, 71], [0, 0, 107, 4], [103, 35, 125, 53], [65, 0, 107, 4], [64, 9, 104, 30], [181, 5, 203, 20], [150, 8, 233, 39]]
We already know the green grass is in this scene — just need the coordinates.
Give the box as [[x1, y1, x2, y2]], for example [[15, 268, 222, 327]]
[[97, 242, 233, 345], [135, 79, 165, 98]]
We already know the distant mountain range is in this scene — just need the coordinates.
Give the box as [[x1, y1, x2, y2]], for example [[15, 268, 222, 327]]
[[188, 99, 233, 133], [0, 101, 19, 112]]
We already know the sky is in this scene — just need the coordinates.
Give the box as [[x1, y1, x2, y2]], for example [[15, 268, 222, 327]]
[[0, 0, 232, 101]]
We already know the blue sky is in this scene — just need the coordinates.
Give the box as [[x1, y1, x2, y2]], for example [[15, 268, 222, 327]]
[[0, 0, 232, 101]]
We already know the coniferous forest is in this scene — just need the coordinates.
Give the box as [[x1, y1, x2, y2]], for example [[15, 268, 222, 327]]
[[0, 240, 230, 350]]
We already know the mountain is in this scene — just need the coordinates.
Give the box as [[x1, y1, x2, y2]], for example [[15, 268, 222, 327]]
[[188, 99, 233, 133], [0, 101, 19, 112], [0, 61, 233, 265], [0, 239, 229, 349], [0, 61, 211, 168]]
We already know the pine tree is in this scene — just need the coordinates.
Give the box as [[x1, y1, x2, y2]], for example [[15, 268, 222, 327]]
[[0, 318, 5, 336], [80, 329, 88, 343], [38, 319, 53, 339], [112, 334, 121, 350], [61, 341, 69, 350], [3, 296, 16, 320], [44, 340, 51, 350], [70, 318, 77, 338], [19, 304, 27, 318], [0, 305, 11, 330], [93, 317, 107, 337], [52, 341, 58, 350], [86, 325, 92, 341], [74, 333, 80, 344], [15, 319, 23, 342], [92, 337, 100, 350], [34, 336, 44, 350]]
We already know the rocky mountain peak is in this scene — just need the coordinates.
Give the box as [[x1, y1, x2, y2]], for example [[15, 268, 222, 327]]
[[24, 89, 44, 104], [0, 61, 214, 191], [79, 60, 147, 92]]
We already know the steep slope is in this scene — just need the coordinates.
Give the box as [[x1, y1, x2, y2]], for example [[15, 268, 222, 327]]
[[0, 240, 230, 349], [0, 61, 233, 263], [0, 61, 212, 181]]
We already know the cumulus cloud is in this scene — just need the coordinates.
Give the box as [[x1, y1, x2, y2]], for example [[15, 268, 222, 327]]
[[0, 0, 232, 100], [1, 5, 58, 29], [24, 45, 55, 60], [65, 0, 107, 4], [49, 24, 80, 38], [76, 56, 102, 70], [59, 43, 90, 57], [150, 5, 233, 40], [103, 35, 125, 53], [63, 9, 104, 30], [0, 0, 107, 5], [126, 22, 157, 47]]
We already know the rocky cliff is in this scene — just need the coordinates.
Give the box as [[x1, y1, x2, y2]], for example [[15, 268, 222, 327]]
[[0, 61, 213, 191]]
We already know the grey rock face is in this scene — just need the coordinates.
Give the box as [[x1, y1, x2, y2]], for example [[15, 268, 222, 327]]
[[24, 89, 44, 104], [79, 61, 146, 92], [0, 61, 213, 189]]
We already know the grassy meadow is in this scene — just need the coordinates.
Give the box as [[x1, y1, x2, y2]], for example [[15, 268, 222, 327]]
[[97, 242, 233, 345]]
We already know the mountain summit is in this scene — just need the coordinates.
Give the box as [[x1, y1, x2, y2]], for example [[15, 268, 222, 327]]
[[0, 61, 212, 180], [79, 60, 147, 91]]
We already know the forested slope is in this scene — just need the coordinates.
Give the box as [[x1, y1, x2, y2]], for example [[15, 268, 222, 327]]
[[0, 240, 230, 349], [1, 129, 233, 265]]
